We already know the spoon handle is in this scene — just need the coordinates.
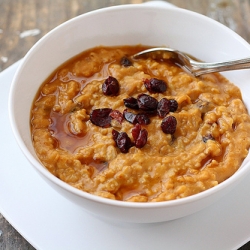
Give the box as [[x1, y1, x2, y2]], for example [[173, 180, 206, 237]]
[[191, 58, 250, 76]]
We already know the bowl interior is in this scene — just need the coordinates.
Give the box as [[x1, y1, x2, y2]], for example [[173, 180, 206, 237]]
[[9, 4, 250, 207]]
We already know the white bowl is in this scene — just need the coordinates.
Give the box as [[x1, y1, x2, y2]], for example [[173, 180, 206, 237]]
[[9, 3, 250, 223]]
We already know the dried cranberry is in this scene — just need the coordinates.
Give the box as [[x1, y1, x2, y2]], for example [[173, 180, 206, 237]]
[[136, 113, 150, 125], [157, 98, 170, 118], [135, 128, 148, 148], [123, 97, 139, 110], [120, 56, 132, 67], [90, 108, 112, 127], [144, 78, 167, 93], [102, 76, 120, 96], [109, 110, 123, 123], [132, 123, 141, 141], [123, 110, 137, 124], [161, 115, 177, 134], [112, 129, 119, 140], [169, 99, 178, 112], [115, 131, 133, 153], [137, 94, 158, 111], [123, 110, 150, 125], [132, 124, 148, 148], [141, 109, 158, 117]]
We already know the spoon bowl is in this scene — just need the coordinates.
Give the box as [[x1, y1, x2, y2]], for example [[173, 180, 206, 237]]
[[133, 47, 250, 76]]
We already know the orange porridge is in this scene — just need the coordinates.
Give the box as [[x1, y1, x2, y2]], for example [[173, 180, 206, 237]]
[[30, 45, 250, 202]]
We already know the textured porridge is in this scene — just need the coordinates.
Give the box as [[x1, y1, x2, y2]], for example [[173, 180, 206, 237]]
[[31, 45, 250, 202]]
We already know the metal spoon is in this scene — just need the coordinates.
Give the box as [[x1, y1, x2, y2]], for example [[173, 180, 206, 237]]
[[133, 47, 250, 77]]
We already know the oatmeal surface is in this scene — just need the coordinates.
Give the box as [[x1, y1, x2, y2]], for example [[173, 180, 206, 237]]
[[31, 45, 250, 202]]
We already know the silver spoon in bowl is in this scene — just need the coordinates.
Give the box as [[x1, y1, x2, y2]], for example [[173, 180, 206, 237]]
[[133, 47, 250, 77]]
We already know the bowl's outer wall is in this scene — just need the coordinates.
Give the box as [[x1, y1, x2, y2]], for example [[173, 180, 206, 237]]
[[9, 4, 250, 223], [34, 165, 243, 223]]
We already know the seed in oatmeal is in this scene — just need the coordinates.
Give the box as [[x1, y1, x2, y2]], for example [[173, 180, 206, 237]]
[[202, 134, 215, 143], [144, 78, 167, 93], [161, 115, 177, 134], [90, 108, 112, 127], [137, 94, 158, 111], [120, 56, 133, 67], [102, 76, 120, 96]]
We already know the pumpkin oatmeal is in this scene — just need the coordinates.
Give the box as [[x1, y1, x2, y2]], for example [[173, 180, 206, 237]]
[[31, 45, 250, 202]]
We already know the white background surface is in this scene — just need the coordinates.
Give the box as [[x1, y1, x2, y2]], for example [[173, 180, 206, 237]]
[[2, 2, 250, 249], [1, 59, 250, 249]]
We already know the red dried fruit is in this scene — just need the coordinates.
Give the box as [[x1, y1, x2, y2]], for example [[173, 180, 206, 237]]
[[123, 110, 150, 125], [169, 99, 178, 112], [132, 123, 148, 148], [112, 129, 119, 140], [144, 78, 167, 93], [109, 110, 123, 123], [123, 97, 139, 110], [114, 131, 134, 153], [136, 128, 148, 148], [135, 113, 150, 125], [123, 110, 137, 124], [102, 76, 120, 96], [141, 109, 158, 117], [137, 94, 158, 111], [161, 115, 177, 134], [132, 123, 141, 141], [120, 56, 132, 67], [90, 108, 112, 127], [157, 98, 170, 118]]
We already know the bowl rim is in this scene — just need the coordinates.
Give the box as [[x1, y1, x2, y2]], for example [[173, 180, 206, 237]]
[[9, 3, 250, 209]]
